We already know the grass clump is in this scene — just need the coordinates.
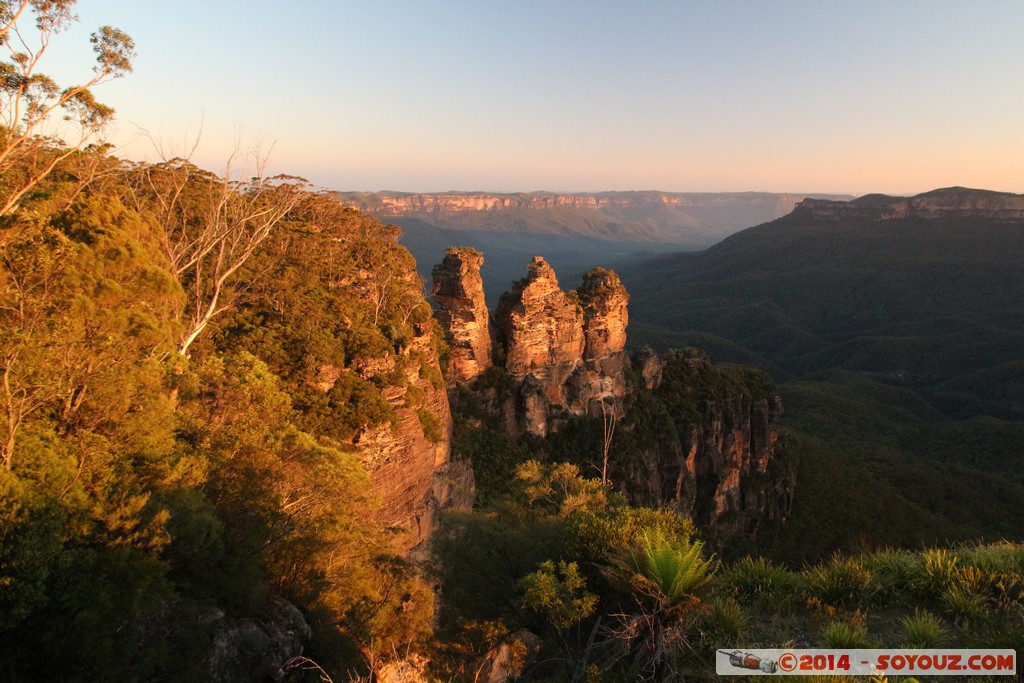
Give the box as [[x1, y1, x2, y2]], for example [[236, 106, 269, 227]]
[[941, 585, 989, 625], [915, 548, 960, 597], [863, 549, 919, 600], [821, 618, 874, 648], [721, 556, 802, 605], [701, 595, 746, 643], [805, 555, 873, 608], [900, 608, 947, 648]]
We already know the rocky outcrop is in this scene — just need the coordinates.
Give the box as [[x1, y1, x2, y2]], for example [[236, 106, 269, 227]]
[[432, 248, 492, 385], [136, 596, 313, 682], [492, 257, 631, 436], [433, 252, 794, 541], [565, 268, 629, 418], [692, 383, 791, 539], [636, 345, 665, 390], [496, 257, 585, 400], [356, 315, 452, 554], [208, 596, 312, 682], [618, 349, 795, 542], [474, 630, 542, 683], [578, 268, 628, 362], [795, 187, 1024, 222]]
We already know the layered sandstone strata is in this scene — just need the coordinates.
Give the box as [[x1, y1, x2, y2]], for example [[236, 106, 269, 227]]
[[495, 257, 586, 407], [565, 268, 630, 419], [492, 257, 633, 436], [356, 316, 452, 553], [432, 248, 492, 385]]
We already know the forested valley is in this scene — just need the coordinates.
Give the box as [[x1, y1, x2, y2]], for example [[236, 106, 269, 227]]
[[1, 3, 1021, 682]]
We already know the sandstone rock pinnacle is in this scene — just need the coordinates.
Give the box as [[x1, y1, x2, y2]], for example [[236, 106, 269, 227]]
[[490, 257, 632, 435], [432, 248, 492, 385], [495, 256, 585, 398], [578, 268, 629, 363]]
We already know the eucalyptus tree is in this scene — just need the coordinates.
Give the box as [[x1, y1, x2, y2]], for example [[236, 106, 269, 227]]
[[0, 0, 134, 216]]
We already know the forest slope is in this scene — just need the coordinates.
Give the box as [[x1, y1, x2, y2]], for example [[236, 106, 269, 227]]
[[624, 188, 1024, 560]]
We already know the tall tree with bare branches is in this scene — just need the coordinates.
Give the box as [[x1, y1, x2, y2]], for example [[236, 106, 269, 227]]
[[0, 0, 134, 216], [121, 150, 307, 355]]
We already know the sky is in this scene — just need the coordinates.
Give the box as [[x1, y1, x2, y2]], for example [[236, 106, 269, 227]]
[[42, 1, 1024, 195]]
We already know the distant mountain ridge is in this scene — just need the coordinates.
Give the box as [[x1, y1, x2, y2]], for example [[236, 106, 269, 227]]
[[333, 190, 854, 301], [795, 186, 1024, 221], [333, 190, 853, 245], [624, 185, 1024, 418]]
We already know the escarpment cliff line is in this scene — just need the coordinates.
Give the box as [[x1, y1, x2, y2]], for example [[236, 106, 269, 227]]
[[336, 190, 855, 245], [338, 190, 853, 220], [796, 186, 1024, 222]]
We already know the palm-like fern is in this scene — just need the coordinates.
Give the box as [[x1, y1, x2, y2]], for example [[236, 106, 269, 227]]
[[600, 531, 716, 677], [623, 530, 716, 607]]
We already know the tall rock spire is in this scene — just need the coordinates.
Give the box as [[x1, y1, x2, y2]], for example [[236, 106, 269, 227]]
[[431, 248, 492, 386]]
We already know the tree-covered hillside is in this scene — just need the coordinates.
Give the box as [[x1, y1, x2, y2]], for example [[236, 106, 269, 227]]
[[624, 191, 1024, 560], [0, 6, 449, 674], [626, 196, 1024, 417]]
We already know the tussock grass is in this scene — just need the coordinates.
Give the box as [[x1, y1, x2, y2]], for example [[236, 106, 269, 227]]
[[899, 608, 947, 648], [821, 619, 875, 648], [723, 542, 1023, 654], [804, 555, 874, 608]]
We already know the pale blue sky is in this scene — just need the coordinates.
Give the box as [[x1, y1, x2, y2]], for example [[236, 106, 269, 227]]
[[44, 1, 1024, 194]]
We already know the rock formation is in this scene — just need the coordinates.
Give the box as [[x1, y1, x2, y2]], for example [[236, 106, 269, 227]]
[[432, 246, 491, 387], [355, 315, 452, 553], [207, 595, 311, 682], [619, 349, 794, 541], [489, 257, 632, 436], [578, 268, 628, 363], [565, 268, 629, 419], [495, 257, 586, 406], [432, 248, 492, 385], [433, 252, 794, 541]]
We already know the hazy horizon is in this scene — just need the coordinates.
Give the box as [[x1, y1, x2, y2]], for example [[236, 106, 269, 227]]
[[46, 1, 1024, 197]]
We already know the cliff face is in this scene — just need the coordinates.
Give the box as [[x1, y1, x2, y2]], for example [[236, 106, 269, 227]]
[[337, 190, 851, 218], [796, 187, 1024, 222], [352, 314, 453, 555], [310, 230, 457, 556], [619, 350, 794, 540], [432, 248, 492, 386], [336, 191, 854, 247]]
